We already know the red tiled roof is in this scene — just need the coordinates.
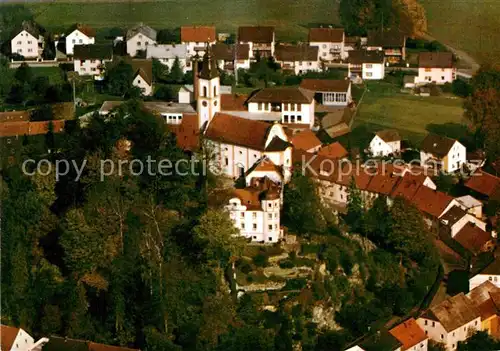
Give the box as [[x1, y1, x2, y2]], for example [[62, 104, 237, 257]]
[[465, 170, 500, 198], [1, 325, 19, 351], [247, 87, 315, 104], [317, 142, 348, 159], [419, 52, 454, 69], [220, 94, 248, 111], [308, 28, 344, 43], [290, 130, 322, 152], [411, 186, 453, 218], [238, 26, 274, 43], [366, 172, 400, 195], [246, 157, 282, 175], [181, 26, 216, 43], [204, 113, 272, 151], [389, 318, 427, 351], [300, 79, 350, 93], [0, 120, 65, 137], [0, 110, 29, 122], [454, 223, 491, 255], [69, 23, 96, 38], [168, 114, 199, 151], [391, 173, 426, 201], [232, 188, 262, 210]]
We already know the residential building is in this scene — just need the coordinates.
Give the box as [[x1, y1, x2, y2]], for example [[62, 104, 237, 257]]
[[317, 142, 348, 159], [465, 170, 500, 202], [359, 330, 403, 351], [65, 23, 95, 56], [275, 44, 320, 75], [73, 45, 113, 79], [439, 205, 487, 237], [348, 50, 385, 80], [470, 258, 500, 290], [289, 129, 322, 153], [368, 129, 402, 157], [389, 318, 428, 351], [366, 29, 406, 64], [455, 195, 483, 219], [318, 106, 353, 138], [246, 87, 316, 128], [146, 44, 191, 73], [11, 21, 44, 59], [344, 36, 360, 52], [129, 59, 154, 96], [308, 27, 346, 61], [0, 111, 29, 123], [226, 179, 283, 243], [299, 79, 352, 106], [238, 26, 275, 59], [43, 336, 140, 351], [417, 293, 481, 351], [126, 24, 157, 57], [454, 222, 493, 256], [211, 43, 251, 71], [420, 134, 466, 173], [416, 52, 456, 85], [0, 325, 48, 351], [245, 157, 284, 187], [466, 281, 500, 339], [180, 26, 217, 57]]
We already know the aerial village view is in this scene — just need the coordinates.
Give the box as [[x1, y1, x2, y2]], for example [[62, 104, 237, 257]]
[[0, 0, 499, 350]]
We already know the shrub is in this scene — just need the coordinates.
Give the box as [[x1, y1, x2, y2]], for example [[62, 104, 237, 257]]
[[279, 260, 295, 269], [452, 79, 472, 97], [237, 260, 253, 274], [283, 278, 307, 291], [253, 253, 269, 267]]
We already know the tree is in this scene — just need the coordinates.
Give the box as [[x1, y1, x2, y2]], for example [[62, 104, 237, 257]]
[[364, 195, 391, 245], [106, 61, 134, 96], [153, 58, 169, 83], [45, 120, 56, 151], [0, 5, 33, 42], [344, 177, 365, 234], [156, 28, 180, 44], [457, 331, 500, 351], [396, 0, 428, 38], [168, 57, 184, 83], [0, 56, 13, 101]]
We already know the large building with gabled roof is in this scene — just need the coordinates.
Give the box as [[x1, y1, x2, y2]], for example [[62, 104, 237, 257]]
[[420, 134, 466, 173], [65, 23, 96, 56], [126, 23, 157, 57], [11, 20, 45, 59]]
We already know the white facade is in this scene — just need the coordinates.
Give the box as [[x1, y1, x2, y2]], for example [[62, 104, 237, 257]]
[[226, 196, 282, 242], [127, 33, 157, 57], [11, 30, 41, 59], [133, 73, 152, 96], [247, 101, 315, 128], [73, 58, 110, 77], [311, 41, 346, 61], [369, 135, 401, 157], [0, 326, 49, 351], [416, 67, 456, 85], [279, 59, 320, 75], [470, 274, 500, 291], [146, 44, 192, 73], [320, 86, 352, 106], [184, 40, 217, 57], [442, 213, 487, 237], [362, 63, 385, 80], [417, 317, 480, 351], [197, 75, 221, 129], [66, 30, 95, 56], [420, 141, 466, 173]]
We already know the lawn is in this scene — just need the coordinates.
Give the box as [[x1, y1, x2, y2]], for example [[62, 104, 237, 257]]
[[338, 81, 466, 149], [20, 0, 339, 42], [421, 0, 500, 65], [31, 66, 66, 85]]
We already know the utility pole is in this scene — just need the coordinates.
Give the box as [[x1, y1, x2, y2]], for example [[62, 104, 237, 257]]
[[72, 78, 76, 107], [234, 30, 238, 89]]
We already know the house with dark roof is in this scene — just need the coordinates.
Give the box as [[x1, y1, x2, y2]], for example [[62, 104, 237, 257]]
[[348, 50, 385, 80], [439, 204, 487, 237], [366, 29, 406, 64], [416, 52, 456, 85], [146, 44, 191, 73], [274, 44, 319, 75], [368, 129, 402, 157], [65, 23, 96, 56], [246, 87, 316, 129], [11, 20, 45, 59], [470, 257, 500, 291], [465, 170, 500, 201], [420, 134, 466, 173], [126, 24, 157, 57], [238, 26, 275, 59], [466, 281, 500, 339], [181, 26, 217, 57], [417, 293, 481, 351], [308, 27, 346, 61], [299, 79, 352, 106], [211, 43, 251, 71], [0, 324, 48, 351], [130, 59, 154, 96], [73, 45, 113, 79]]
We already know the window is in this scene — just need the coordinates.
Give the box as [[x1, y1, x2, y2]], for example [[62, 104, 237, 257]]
[[240, 212, 244, 218], [283, 115, 289, 123], [274, 224, 278, 229], [92, 67, 97, 72], [268, 203, 272, 208], [79, 39, 83, 43], [268, 214, 272, 219], [440, 334, 444, 339], [241, 223, 245, 229], [495, 277, 498, 282], [81, 68, 86, 72], [366, 72, 373, 77], [137, 41, 141, 46], [322, 52, 326, 57], [366, 64, 373, 68], [425, 320, 428, 326], [254, 154, 257, 158], [297, 115, 302, 122], [322, 44, 326, 48], [308, 62, 312, 66], [290, 104, 295, 111], [475, 321, 478, 326], [28, 48, 33, 52], [258, 102, 263, 111], [136, 79, 141, 84], [432, 322, 435, 327], [139, 34, 143, 39], [441, 76, 445, 80], [203, 86, 207, 97], [275, 213, 278, 218], [284, 104, 288, 111], [253, 223, 257, 230], [268, 237, 273, 241], [268, 225, 272, 230], [72, 39, 76, 43], [17, 49, 22, 53], [214, 86, 217, 95], [224, 157, 228, 166], [490, 276, 493, 281], [17, 40, 22, 44], [252, 212, 256, 219], [425, 68, 432, 72], [297, 104, 301, 112], [145, 42, 149, 46]]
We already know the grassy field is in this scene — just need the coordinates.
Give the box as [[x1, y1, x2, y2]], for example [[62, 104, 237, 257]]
[[338, 81, 466, 149], [421, 0, 500, 65], [31, 66, 66, 85], [20, 0, 338, 42]]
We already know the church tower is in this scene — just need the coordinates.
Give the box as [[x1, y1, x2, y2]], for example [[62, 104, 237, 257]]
[[197, 44, 220, 130]]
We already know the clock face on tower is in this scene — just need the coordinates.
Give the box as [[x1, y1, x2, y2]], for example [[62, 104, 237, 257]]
[[202, 101, 208, 107], [214, 100, 218, 106]]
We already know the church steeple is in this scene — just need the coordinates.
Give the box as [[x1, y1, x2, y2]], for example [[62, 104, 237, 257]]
[[197, 43, 221, 131]]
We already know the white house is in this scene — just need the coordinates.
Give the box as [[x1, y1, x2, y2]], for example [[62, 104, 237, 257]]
[[416, 52, 456, 85], [470, 258, 500, 291], [348, 50, 385, 80], [180, 26, 217, 57], [369, 129, 402, 157], [308, 27, 346, 61], [73, 45, 113, 79], [389, 318, 428, 351], [245, 87, 316, 128], [455, 195, 483, 219], [238, 26, 275, 59], [417, 293, 481, 351], [65, 23, 95, 56], [226, 183, 282, 243], [146, 44, 191, 73], [11, 21, 44, 59], [439, 205, 487, 237], [420, 134, 466, 173], [299, 79, 352, 107], [126, 24, 157, 57], [211, 43, 251, 72], [130, 59, 154, 96], [274, 44, 320, 75], [0, 325, 48, 351]]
